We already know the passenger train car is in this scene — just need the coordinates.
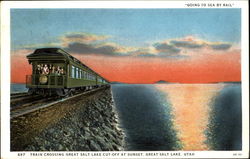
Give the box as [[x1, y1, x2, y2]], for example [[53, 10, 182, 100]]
[[26, 48, 108, 96]]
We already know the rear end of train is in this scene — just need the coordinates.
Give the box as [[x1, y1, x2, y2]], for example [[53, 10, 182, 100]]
[[26, 48, 68, 96]]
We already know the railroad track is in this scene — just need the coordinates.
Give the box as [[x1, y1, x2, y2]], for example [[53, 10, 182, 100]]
[[10, 86, 109, 119], [11, 92, 29, 98], [11, 93, 49, 109]]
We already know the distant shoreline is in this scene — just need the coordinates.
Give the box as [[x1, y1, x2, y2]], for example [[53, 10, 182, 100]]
[[110, 81, 242, 85], [11, 81, 242, 85]]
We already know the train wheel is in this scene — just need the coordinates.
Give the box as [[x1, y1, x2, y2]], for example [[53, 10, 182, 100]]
[[56, 88, 68, 97], [81, 87, 86, 91], [63, 89, 70, 96], [69, 90, 73, 96]]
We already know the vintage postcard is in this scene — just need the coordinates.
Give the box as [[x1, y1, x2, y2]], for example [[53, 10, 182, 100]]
[[1, 1, 249, 159]]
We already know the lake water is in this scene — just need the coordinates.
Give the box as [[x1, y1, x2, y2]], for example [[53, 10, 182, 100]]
[[111, 84, 242, 151], [10, 83, 242, 151], [11, 83, 28, 93]]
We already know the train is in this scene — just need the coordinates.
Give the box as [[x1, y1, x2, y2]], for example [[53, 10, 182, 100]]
[[26, 48, 109, 96]]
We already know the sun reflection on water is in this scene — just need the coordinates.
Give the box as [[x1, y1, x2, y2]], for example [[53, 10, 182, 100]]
[[156, 84, 224, 150]]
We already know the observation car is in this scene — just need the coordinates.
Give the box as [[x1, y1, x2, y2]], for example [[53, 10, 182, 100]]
[[26, 48, 108, 96]]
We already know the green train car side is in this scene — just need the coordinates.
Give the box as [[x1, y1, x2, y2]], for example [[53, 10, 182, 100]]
[[26, 48, 108, 96]]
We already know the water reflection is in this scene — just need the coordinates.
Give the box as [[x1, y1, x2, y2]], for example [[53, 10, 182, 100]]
[[156, 84, 224, 150], [112, 84, 242, 151], [112, 84, 181, 151], [206, 84, 242, 150]]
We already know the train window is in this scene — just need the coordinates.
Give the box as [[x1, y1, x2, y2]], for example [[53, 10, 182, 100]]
[[77, 69, 79, 79], [71, 66, 75, 78], [98, 77, 102, 82], [76, 68, 79, 79], [83, 71, 85, 79], [79, 68, 82, 79]]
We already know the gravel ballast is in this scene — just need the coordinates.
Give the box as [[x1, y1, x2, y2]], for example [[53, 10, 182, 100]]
[[11, 87, 124, 151]]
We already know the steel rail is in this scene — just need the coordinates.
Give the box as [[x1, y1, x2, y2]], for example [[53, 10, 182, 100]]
[[10, 86, 108, 119]]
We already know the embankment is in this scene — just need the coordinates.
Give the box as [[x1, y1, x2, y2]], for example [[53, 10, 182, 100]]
[[11, 87, 124, 151]]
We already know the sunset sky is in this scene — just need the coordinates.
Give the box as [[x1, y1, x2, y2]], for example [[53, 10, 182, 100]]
[[11, 9, 241, 83]]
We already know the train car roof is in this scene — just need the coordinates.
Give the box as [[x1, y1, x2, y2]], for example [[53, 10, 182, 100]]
[[27, 48, 109, 82], [27, 48, 71, 58]]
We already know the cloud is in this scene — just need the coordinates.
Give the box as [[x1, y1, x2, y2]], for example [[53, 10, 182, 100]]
[[65, 42, 118, 55], [153, 42, 181, 54], [13, 33, 235, 58], [150, 36, 233, 57], [137, 54, 157, 57], [210, 43, 232, 50], [170, 40, 204, 49], [167, 36, 232, 51], [61, 32, 138, 56], [61, 32, 109, 45]]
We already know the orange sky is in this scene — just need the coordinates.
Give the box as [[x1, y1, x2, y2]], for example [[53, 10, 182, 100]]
[[11, 49, 241, 84]]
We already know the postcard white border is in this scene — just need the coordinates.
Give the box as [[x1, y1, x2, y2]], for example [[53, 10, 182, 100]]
[[1, 1, 249, 159]]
